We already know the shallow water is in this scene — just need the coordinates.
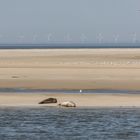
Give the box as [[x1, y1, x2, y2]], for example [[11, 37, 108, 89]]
[[0, 107, 140, 140], [0, 88, 140, 94]]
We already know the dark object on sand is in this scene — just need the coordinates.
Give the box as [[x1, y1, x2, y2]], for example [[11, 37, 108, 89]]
[[11, 76, 19, 79], [39, 98, 57, 104]]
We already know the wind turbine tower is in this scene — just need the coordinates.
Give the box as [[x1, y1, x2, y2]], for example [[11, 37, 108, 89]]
[[97, 33, 103, 43], [33, 34, 38, 42], [47, 33, 52, 42], [80, 33, 87, 42], [114, 34, 119, 43], [19, 35, 25, 43], [132, 33, 137, 43], [65, 34, 71, 42]]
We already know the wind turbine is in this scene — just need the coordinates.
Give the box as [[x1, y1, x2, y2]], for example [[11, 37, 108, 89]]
[[80, 33, 87, 42], [33, 34, 38, 42], [47, 33, 52, 42], [65, 34, 71, 42], [97, 33, 103, 43], [19, 35, 25, 43], [132, 32, 137, 43], [114, 34, 119, 43]]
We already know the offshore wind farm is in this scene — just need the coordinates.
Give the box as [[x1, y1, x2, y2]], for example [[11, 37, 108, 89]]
[[0, 30, 140, 48]]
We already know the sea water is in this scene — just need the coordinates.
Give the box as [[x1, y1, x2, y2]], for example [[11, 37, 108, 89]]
[[0, 44, 140, 49], [0, 88, 140, 94], [0, 107, 140, 140]]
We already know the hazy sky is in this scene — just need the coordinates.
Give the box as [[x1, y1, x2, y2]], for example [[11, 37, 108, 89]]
[[0, 0, 140, 43]]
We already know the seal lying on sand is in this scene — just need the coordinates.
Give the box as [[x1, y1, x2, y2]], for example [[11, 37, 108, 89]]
[[39, 98, 57, 104], [58, 101, 76, 107]]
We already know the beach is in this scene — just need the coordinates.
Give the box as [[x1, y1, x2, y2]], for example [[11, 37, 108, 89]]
[[0, 93, 140, 107], [0, 48, 140, 107]]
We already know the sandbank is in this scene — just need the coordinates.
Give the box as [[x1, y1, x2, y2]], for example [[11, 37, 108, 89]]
[[0, 93, 140, 107], [0, 49, 140, 90]]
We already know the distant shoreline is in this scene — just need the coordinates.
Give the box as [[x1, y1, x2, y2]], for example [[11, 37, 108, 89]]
[[0, 43, 140, 49]]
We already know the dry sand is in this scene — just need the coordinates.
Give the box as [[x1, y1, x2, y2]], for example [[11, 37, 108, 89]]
[[0, 49, 140, 90]]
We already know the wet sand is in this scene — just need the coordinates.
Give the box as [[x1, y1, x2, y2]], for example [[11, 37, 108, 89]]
[[0, 49, 140, 90]]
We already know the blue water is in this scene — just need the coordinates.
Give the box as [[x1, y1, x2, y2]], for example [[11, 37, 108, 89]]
[[0, 88, 140, 94], [0, 107, 140, 140]]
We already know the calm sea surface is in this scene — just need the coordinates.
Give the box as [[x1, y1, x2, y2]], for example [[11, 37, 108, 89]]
[[0, 88, 140, 94], [0, 44, 140, 49], [0, 107, 140, 140]]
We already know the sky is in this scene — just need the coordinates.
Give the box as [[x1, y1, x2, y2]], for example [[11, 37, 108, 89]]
[[0, 0, 140, 43]]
